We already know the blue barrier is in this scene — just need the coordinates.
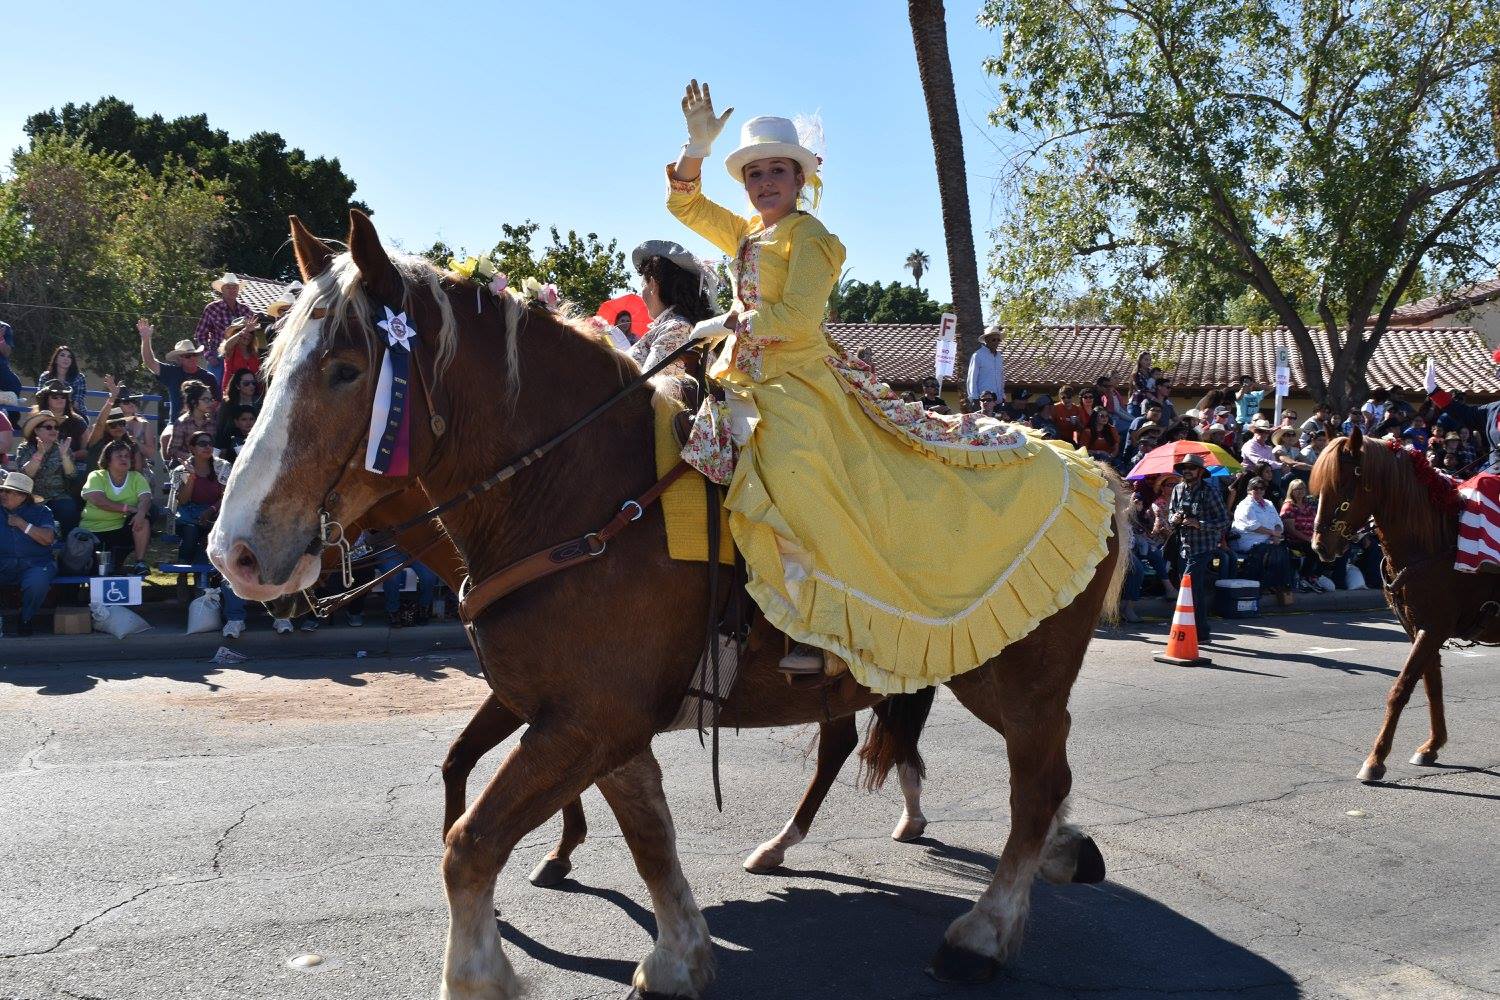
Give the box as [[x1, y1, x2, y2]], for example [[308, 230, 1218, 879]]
[[3, 384, 168, 427]]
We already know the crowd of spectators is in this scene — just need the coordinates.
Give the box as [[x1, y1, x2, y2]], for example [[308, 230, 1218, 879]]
[[0, 275, 441, 638]]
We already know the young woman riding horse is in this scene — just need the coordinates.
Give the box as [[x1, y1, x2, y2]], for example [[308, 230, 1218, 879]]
[[209, 91, 1128, 1000], [1311, 427, 1500, 783]]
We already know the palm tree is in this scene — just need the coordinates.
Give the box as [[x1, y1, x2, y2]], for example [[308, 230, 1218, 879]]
[[905, 249, 930, 291], [908, 0, 984, 363]]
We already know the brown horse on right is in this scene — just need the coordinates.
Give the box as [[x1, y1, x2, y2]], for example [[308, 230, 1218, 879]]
[[1311, 427, 1500, 782]]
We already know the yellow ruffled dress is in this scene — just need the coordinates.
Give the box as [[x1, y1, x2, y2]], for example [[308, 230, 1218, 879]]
[[668, 170, 1117, 694]]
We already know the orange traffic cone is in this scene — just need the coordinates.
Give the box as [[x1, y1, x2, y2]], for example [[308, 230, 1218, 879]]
[[1153, 572, 1211, 666]]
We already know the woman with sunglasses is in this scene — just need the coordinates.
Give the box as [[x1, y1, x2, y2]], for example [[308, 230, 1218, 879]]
[[167, 431, 231, 563], [15, 408, 80, 534], [222, 367, 262, 409], [161, 379, 217, 467], [38, 345, 90, 418], [34, 381, 89, 461]]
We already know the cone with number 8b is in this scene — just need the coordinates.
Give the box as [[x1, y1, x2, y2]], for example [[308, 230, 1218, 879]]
[[1154, 572, 1210, 666]]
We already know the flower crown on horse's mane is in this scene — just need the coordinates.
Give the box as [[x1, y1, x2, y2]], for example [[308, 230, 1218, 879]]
[[448, 255, 560, 313], [1383, 437, 1462, 513]]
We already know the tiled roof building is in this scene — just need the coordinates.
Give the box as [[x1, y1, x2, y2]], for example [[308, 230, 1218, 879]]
[[230, 275, 294, 314], [828, 323, 1500, 400]]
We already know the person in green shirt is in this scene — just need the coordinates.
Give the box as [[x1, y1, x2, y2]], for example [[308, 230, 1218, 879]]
[[79, 439, 154, 574]]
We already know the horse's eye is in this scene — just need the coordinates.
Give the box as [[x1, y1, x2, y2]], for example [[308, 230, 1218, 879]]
[[332, 363, 361, 385]]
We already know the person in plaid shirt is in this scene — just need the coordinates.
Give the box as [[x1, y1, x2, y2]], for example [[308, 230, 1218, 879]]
[[1168, 453, 1229, 642], [195, 273, 254, 382]]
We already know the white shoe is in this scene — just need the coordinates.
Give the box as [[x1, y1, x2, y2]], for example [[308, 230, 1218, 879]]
[[222, 619, 246, 639], [273, 618, 293, 635]]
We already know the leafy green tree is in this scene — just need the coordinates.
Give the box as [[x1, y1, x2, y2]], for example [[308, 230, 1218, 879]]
[[24, 97, 366, 278], [0, 136, 229, 377], [535, 226, 630, 311], [827, 278, 949, 323], [982, 0, 1500, 409]]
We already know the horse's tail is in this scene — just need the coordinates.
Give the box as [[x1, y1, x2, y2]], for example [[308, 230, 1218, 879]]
[[857, 686, 938, 791], [1096, 461, 1134, 626]]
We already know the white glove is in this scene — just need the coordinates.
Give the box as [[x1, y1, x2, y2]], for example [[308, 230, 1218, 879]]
[[681, 79, 734, 158], [1424, 358, 1438, 395], [689, 314, 734, 345]]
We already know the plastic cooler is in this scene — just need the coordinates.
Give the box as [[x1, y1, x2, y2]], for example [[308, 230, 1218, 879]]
[[1214, 578, 1260, 618]]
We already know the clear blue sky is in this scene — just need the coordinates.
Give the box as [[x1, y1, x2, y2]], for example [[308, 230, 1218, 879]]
[[0, 1, 1013, 305]]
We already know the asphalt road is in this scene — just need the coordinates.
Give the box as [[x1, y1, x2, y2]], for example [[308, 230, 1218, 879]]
[[2, 611, 1496, 1000]]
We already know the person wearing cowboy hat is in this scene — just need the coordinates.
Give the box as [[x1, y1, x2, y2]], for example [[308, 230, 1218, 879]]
[[1166, 452, 1230, 643], [0, 470, 59, 636], [15, 406, 80, 533], [138, 318, 221, 421], [1239, 415, 1280, 469], [31, 380, 89, 459], [624, 239, 719, 376], [1271, 424, 1312, 476], [966, 323, 1005, 403], [662, 81, 1116, 690], [81, 375, 146, 472], [194, 272, 255, 383]]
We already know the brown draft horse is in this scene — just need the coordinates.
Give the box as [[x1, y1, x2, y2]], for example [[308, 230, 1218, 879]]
[[325, 486, 938, 883], [1311, 426, 1500, 783], [210, 210, 1128, 999]]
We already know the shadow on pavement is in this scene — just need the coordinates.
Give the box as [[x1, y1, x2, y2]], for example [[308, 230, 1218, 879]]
[[0, 647, 480, 697], [501, 843, 1300, 999]]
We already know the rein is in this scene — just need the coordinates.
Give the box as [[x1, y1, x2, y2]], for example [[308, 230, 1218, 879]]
[[306, 327, 704, 620]]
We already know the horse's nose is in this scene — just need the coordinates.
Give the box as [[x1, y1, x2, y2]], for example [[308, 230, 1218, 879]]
[[221, 540, 262, 590]]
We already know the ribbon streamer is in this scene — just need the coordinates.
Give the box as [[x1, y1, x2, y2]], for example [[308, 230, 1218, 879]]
[[365, 307, 418, 476]]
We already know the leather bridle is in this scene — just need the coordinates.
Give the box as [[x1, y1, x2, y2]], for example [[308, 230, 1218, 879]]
[[1314, 447, 1369, 544]]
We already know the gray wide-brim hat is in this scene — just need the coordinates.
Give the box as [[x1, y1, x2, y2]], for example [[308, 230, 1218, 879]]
[[631, 239, 719, 296], [1173, 453, 1209, 473]]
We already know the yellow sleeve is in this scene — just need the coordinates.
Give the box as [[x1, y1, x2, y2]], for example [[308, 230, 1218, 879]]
[[665, 166, 751, 258], [740, 227, 846, 344]]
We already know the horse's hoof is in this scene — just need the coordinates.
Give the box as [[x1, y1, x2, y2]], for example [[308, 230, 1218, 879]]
[[624, 991, 693, 1000], [1357, 762, 1386, 783], [1071, 835, 1106, 884], [742, 844, 785, 875], [1409, 750, 1438, 767], [891, 815, 928, 842], [926, 941, 998, 984], [529, 856, 572, 888]]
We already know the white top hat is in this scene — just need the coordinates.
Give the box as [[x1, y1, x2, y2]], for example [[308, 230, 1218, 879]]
[[212, 272, 242, 292], [724, 116, 820, 183]]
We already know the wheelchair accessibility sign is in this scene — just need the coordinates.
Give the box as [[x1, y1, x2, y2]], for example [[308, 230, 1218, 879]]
[[90, 576, 143, 606]]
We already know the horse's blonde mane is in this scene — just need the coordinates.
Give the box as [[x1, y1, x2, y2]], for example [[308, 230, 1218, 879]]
[[266, 252, 459, 378]]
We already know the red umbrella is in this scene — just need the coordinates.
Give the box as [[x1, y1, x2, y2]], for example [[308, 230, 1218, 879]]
[[596, 294, 649, 340], [1126, 440, 1242, 480]]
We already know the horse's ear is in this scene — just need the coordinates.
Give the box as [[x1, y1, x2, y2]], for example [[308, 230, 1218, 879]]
[[1348, 424, 1363, 455], [347, 208, 403, 306], [289, 215, 333, 281]]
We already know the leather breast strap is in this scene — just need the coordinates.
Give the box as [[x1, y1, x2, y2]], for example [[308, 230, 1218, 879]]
[[458, 460, 694, 623]]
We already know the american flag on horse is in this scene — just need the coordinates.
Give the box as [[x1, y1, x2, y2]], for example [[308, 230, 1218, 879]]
[[1456, 473, 1500, 573]]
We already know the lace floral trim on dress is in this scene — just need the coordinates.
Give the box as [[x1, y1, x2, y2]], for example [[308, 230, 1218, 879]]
[[827, 352, 1032, 451]]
